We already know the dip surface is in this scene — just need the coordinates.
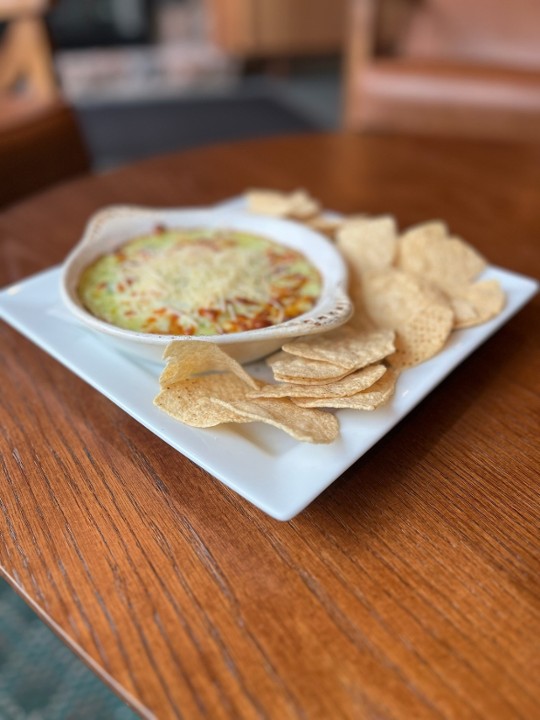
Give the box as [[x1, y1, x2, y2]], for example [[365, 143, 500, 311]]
[[77, 227, 322, 335]]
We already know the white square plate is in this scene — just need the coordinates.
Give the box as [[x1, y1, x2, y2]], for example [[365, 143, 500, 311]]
[[0, 215, 537, 520]]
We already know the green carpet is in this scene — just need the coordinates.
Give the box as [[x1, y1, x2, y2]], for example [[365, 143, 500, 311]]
[[0, 580, 138, 720]]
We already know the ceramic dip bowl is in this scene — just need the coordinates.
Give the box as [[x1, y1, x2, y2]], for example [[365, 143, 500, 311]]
[[60, 205, 353, 364]]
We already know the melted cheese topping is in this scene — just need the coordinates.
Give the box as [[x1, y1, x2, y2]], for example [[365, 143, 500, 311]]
[[77, 227, 322, 336], [143, 245, 271, 309]]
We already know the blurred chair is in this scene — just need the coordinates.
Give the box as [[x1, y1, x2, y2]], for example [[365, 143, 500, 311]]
[[343, 0, 540, 142], [0, 0, 90, 208]]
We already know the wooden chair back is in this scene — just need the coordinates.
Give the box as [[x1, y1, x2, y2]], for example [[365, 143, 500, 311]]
[[343, 0, 540, 142], [400, 0, 540, 68]]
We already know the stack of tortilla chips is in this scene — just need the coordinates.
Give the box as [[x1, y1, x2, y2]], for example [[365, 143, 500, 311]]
[[154, 189, 505, 443], [154, 342, 341, 444]]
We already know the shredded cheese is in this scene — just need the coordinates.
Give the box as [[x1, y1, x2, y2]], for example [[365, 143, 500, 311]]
[[142, 246, 271, 310], [77, 227, 321, 335]]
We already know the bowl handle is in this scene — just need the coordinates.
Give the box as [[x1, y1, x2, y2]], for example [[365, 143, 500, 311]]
[[272, 286, 354, 339]]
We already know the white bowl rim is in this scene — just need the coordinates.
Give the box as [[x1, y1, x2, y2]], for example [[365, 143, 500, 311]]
[[60, 204, 353, 347]]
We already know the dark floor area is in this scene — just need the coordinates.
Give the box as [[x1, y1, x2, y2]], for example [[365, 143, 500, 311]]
[[77, 88, 318, 170], [0, 579, 137, 719]]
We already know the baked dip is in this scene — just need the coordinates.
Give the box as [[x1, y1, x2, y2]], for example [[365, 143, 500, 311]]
[[77, 226, 322, 335]]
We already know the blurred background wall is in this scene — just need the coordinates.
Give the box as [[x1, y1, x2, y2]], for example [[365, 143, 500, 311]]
[[46, 0, 345, 169]]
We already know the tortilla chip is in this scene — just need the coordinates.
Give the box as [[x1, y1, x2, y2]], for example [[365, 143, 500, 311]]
[[210, 397, 339, 444], [358, 269, 454, 368], [346, 295, 380, 333], [389, 304, 455, 369], [304, 214, 344, 239], [248, 363, 387, 399], [293, 369, 398, 410], [282, 326, 395, 369], [160, 340, 258, 390], [305, 213, 371, 239], [398, 221, 486, 293], [449, 279, 506, 328], [337, 215, 398, 276], [154, 373, 256, 426], [361, 268, 449, 329], [267, 351, 351, 383], [245, 189, 320, 220]]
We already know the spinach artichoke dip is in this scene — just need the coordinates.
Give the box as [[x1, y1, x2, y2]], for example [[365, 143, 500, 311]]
[[77, 226, 322, 335]]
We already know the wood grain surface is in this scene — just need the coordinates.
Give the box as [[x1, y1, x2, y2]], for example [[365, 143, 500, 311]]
[[0, 133, 539, 720]]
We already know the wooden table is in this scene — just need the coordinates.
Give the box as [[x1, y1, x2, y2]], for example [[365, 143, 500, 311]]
[[1, 134, 539, 720]]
